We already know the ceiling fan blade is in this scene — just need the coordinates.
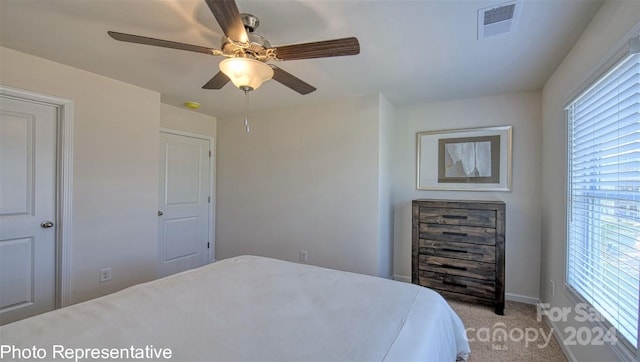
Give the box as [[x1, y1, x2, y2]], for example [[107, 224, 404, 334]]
[[271, 66, 316, 95], [202, 71, 230, 89], [272, 37, 360, 61], [108, 31, 217, 55], [204, 0, 248, 43]]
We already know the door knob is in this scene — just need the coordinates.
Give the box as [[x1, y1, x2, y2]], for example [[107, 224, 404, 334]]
[[40, 221, 54, 228], [158, 211, 163, 216]]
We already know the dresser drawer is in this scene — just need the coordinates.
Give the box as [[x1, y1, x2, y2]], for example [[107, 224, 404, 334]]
[[418, 270, 495, 300], [419, 223, 496, 245], [418, 239, 495, 263], [419, 207, 496, 228], [419, 255, 495, 280]]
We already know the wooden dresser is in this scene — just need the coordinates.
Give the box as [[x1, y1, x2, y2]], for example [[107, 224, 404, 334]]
[[412, 199, 505, 315]]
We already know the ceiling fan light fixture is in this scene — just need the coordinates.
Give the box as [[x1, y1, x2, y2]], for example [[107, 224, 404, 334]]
[[219, 57, 273, 91]]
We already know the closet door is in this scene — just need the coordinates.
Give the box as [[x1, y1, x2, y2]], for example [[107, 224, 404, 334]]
[[0, 95, 57, 324], [158, 131, 211, 277]]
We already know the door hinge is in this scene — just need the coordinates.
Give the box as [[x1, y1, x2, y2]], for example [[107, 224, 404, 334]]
[[208, 196, 211, 203], [209, 150, 211, 158], [207, 242, 210, 249]]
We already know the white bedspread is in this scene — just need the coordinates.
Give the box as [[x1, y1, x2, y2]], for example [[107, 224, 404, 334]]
[[1, 255, 470, 361]]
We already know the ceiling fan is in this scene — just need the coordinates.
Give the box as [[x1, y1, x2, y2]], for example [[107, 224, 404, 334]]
[[107, 0, 360, 95]]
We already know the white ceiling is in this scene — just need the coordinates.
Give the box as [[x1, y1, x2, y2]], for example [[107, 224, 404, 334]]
[[0, 0, 602, 118]]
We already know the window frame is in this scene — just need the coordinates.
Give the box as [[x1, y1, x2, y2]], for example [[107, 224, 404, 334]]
[[564, 34, 640, 361]]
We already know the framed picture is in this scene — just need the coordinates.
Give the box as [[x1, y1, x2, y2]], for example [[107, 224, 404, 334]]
[[417, 126, 512, 191]]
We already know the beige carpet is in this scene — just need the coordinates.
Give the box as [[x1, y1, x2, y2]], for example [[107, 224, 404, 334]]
[[448, 300, 567, 362]]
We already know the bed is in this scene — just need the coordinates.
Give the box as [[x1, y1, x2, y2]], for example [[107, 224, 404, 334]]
[[0, 255, 470, 361]]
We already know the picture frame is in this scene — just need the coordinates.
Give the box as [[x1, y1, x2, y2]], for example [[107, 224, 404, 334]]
[[417, 126, 512, 191]]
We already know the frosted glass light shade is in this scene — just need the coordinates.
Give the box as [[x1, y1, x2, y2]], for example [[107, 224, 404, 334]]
[[219, 58, 274, 91]]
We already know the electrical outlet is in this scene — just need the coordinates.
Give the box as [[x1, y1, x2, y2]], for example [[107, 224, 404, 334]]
[[299, 250, 308, 263], [550, 279, 555, 297], [100, 268, 111, 283]]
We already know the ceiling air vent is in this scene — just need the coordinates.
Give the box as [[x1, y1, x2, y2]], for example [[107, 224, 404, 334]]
[[478, 1, 521, 40]]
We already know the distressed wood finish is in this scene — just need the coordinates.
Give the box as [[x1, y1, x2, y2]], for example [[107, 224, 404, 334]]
[[419, 271, 496, 300], [419, 207, 496, 227], [419, 239, 496, 263], [418, 255, 496, 280], [419, 223, 496, 245], [412, 199, 505, 315]]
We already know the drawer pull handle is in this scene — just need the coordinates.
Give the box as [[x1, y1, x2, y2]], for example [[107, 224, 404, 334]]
[[443, 280, 467, 288], [443, 231, 468, 237], [442, 264, 467, 271], [442, 248, 467, 253], [443, 215, 468, 220]]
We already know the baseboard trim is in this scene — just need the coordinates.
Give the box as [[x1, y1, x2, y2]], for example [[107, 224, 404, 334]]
[[542, 314, 578, 362], [542, 297, 636, 362], [393, 274, 411, 283], [505, 293, 539, 305]]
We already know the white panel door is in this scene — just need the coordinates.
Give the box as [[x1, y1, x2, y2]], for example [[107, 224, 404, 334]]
[[0, 95, 57, 325], [158, 132, 210, 277]]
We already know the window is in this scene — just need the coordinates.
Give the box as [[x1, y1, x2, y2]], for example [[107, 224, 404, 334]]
[[566, 48, 639, 352]]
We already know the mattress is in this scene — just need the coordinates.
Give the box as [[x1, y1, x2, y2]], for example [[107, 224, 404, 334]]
[[0, 255, 470, 361]]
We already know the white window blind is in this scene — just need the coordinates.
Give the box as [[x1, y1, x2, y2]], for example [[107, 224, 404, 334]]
[[566, 51, 640, 351]]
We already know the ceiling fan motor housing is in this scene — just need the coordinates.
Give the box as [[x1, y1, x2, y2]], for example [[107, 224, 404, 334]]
[[240, 13, 259, 32], [220, 33, 270, 59], [221, 14, 271, 60]]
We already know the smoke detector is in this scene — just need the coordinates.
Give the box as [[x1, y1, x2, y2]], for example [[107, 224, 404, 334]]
[[478, 1, 521, 40]]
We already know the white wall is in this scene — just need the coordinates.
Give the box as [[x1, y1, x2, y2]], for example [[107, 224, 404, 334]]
[[541, 1, 639, 360], [391, 91, 542, 302], [0, 47, 160, 304], [160, 103, 217, 138], [378, 95, 396, 278], [216, 95, 391, 276]]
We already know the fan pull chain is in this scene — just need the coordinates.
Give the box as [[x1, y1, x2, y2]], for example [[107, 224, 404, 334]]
[[243, 89, 250, 133]]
